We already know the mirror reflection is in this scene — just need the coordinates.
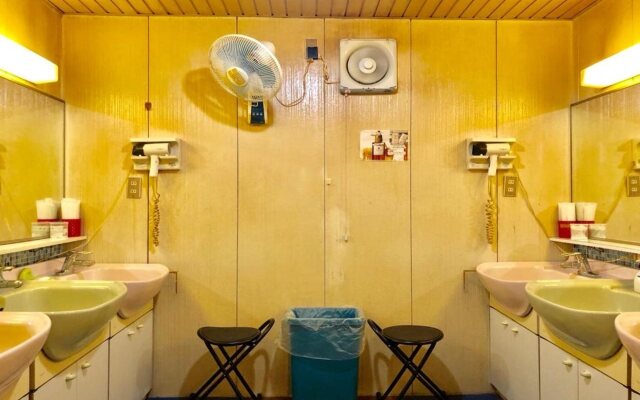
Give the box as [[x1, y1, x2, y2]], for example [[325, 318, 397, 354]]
[[571, 84, 640, 244], [0, 77, 64, 243]]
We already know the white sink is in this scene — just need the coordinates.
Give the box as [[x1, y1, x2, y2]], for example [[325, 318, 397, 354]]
[[0, 312, 51, 394], [476, 262, 574, 316], [66, 264, 169, 318], [615, 312, 640, 366]]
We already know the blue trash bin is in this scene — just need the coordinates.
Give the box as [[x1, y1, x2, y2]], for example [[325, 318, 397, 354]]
[[281, 307, 365, 400]]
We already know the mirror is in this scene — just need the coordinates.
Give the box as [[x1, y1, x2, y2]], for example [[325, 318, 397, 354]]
[[571, 84, 640, 244], [0, 77, 64, 243]]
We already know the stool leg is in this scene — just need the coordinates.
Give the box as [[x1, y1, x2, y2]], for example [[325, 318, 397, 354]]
[[396, 344, 432, 399], [390, 343, 446, 399], [219, 346, 261, 400], [206, 344, 246, 400], [192, 344, 249, 399], [378, 345, 422, 399]]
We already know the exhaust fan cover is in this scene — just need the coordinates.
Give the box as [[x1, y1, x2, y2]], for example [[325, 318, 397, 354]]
[[340, 39, 397, 94]]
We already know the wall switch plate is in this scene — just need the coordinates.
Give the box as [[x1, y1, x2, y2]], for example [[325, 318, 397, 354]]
[[503, 176, 517, 197], [127, 177, 142, 199], [628, 175, 640, 197]]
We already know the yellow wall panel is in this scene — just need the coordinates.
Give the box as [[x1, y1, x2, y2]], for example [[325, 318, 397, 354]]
[[573, 0, 634, 100], [497, 21, 573, 262], [236, 17, 326, 397], [410, 20, 496, 395], [324, 18, 412, 395], [62, 16, 148, 263], [0, 0, 61, 96], [147, 16, 238, 397]]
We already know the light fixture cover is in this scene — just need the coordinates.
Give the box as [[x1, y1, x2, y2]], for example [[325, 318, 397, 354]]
[[0, 34, 58, 84], [581, 43, 640, 88]]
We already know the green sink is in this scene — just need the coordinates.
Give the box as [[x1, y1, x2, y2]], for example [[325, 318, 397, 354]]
[[526, 279, 640, 359], [0, 280, 126, 361]]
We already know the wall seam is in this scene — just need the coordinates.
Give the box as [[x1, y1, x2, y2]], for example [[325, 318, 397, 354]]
[[408, 19, 413, 326], [235, 16, 240, 327], [494, 20, 500, 262]]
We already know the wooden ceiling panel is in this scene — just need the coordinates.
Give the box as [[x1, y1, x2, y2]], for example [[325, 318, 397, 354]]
[[46, 0, 602, 18]]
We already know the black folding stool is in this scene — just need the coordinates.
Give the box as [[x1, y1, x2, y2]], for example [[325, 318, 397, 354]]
[[190, 318, 275, 400], [368, 320, 448, 400]]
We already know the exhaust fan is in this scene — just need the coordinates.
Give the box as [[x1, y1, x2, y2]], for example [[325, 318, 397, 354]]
[[339, 39, 397, 94]]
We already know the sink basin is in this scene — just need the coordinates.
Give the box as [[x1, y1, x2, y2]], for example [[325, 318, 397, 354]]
[[0, 280, 126, 361], [0, 312, 50, 394], [615, 312, 640, 366], [476, 262, 574, 316], [66, 263, 168, 318], [526, 280, 640, 359]]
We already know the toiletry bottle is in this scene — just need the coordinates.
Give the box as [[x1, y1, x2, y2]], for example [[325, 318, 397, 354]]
[[372, 131, 386, 161]]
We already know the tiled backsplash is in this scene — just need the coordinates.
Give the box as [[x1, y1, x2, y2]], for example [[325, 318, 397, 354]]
[[1, 244, 64, 268], [575, 245, 639, 268]]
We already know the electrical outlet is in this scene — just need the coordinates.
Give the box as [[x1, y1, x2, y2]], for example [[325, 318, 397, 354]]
[[306, 39, 319, 60], [503, 176, 517, 197], [127, 177, 142, 199], [628, 175, 640, 197]]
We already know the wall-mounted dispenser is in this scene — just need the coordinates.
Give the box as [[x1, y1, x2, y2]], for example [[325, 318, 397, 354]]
[[467, 138, 516, 176], [130, 138, 180, 176]]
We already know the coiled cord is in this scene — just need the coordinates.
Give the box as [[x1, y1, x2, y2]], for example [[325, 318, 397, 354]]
[[151, 178, 160, 248], [485, 176, 497, 246]]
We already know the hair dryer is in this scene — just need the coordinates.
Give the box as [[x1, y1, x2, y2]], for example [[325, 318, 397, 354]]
[[132, 143, 169, 177]]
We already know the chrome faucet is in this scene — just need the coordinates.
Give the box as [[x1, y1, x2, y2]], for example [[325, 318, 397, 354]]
[[57, 251, 94, 276], [562, 252, 599, 278], [0, 267, 23, 289]]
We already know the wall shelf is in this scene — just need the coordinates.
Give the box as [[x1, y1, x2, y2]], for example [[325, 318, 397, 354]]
[[0, 236, 87, 256], [550, 237, 640, 255]]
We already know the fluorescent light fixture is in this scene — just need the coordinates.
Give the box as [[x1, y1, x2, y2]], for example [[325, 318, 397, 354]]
[[0, 34, 58, 84], [581, 43, 640, 88]]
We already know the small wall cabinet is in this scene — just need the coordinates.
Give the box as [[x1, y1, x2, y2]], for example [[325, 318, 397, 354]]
[[109, 312, 153, 400], [489, 308, 539, 400], [34, 341, 109, 400]]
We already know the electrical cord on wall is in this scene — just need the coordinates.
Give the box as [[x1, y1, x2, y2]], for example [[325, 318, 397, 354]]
[[150, 177, 160, 248], [485, 176, 497, 247], [274, 56, 341, 107]]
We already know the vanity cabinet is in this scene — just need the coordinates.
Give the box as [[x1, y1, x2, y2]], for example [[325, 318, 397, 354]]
[[34, 341, 109, 400], [540, 339, 627, 400], [109, 312, 153, 400], [489, 309, 539, 400]]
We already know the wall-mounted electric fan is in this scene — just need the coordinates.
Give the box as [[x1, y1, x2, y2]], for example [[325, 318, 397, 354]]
[[209, 34, 283, 124]]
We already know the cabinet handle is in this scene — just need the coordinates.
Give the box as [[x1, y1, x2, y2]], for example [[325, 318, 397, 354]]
[[501, 321, 509, 326], [580, 370, 592, 379], [511, 327, 519, 334], [127, 330, 136, 336], [65, 373, 77, 382], [81, 362, 92, 370], [562, 359, 574, 367], [137, 324, 144, 329]]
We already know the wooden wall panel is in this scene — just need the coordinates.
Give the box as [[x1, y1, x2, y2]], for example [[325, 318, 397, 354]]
[[147, 17, 238, 397], [324, 18, 412, 395], [410, 20, 496, 395], [497, 21, 573, 262], [236, 18, 326, 397], [63, 16, 148, 263], [0, 0, 61, 96], [573, 0, 634, 100]]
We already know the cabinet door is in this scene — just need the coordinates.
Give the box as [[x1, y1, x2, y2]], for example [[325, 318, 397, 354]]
[[33, 363, 77, 400], [490, 308, 511, 396], [109, 312, 153, 400], [508, 317, 539, 400], [77, 341, 109, 400], [490, 308, 539, 400], [578, 361, 627, 400], [540, 339, 578, 400]]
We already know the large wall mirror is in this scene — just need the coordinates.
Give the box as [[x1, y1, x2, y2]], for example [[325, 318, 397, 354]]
[[571, 84, 640, 244], [0, 77, 64, 244]]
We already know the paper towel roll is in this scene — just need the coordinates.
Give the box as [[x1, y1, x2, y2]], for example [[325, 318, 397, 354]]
[[558, 202, 576, 221], [61, 198, 81, 219]]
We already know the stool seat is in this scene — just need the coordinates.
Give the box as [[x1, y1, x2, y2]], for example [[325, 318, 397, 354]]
[[382, 325, 444, 345], [197, 327, 260, 346]]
